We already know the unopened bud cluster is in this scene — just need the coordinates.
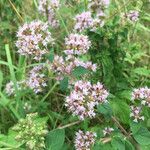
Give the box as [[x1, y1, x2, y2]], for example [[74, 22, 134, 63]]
[[12, 113, 48, 150], [65, 80, 109, 120], [74, 130, 97, 150]]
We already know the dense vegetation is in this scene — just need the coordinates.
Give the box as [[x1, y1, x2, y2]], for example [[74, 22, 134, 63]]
[[0, 0, 150, 150]]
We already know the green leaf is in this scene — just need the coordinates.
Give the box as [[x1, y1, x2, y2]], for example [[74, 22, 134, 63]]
[[111, 137, 125, 150], [130, 122, 142, 134], [49, 48, 54, 62], [97, 103, 112, 117], [125, 140, 135, 150], [133, 127, 150, 145], [0, 92, 9, 107], [141, 145, 150, 150], [133, 68, 150, 77], [72, 66, 89, 77], [0, 130, 22, 148], [46, 129, 65, 150], [60, 77, 68, 91], [111, 99, 130, 124], [93, 142, 113, 150], [116, 90, 131, 101], [0, 71, 3, 90]]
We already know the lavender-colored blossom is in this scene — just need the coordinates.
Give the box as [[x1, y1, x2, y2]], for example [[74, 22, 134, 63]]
[[74, 58, 97, 72], [26, 65, 47, 93], [130, 106, 144, 122], [103, 127, 114, 136], [92, 82, 109, 103], [126, 10, 139, 22], [87, 0, 110, 31], [74, 130, 96, 150], [88, 0, 110, 13], [65, 80, 108, 120], [48, 9, 60, 27], [49, 55, 97, 81], [131, 87, 150, 107], [16, 20, 54, 61], [91, 18, 105, 31], [74, 11, 93, 32], [38, 0, 60, 27], [64, 34, 91, 56]]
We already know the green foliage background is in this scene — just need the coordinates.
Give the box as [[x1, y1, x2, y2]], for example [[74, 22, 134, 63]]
[[0, 0, 150, 149]]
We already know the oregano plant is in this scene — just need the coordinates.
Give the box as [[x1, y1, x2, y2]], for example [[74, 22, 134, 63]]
[[0, 0, 150, 150]]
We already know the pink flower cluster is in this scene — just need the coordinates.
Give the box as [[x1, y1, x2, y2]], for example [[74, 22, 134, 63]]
[[103, 127, 114, 136], [49, 55, 96, 80], [74, 11, 93, 32], [38, 0, 60, 27], [127, 10, 139, 22], [73, 0, 110, 32], [26, 65, 47, 93], [65, 80, 109, 120], [74, 10, 106, 32], [131, 87, 150, 107], [16, 20, 54, 61], [74, 130, 96, 150], [130, 87, 150, 122], [88, 0, 110, 12], [64, 34, 91, 56], [130, 106, 144, 122]]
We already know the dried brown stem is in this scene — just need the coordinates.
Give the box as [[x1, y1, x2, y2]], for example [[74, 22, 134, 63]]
[[57, 120, 81, 129]]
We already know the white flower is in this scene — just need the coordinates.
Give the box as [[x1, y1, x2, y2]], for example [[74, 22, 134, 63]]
[[103, 127, 114, 136]]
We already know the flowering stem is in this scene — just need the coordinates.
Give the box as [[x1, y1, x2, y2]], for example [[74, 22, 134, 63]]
[[112, 116, 128, 136], [0, 92, 21, 120], [56, 10, 69, 35], [112, 116, 141, 150], [33, 0, 38, 9], [108, 0, 132, 20], [130, 3, 144, 39], [5, 44, 22, 114], [57, 120, 81, 129], [8, 0, 24, 23], [41, 81, 59, 102], [84, 0, 87, 10]]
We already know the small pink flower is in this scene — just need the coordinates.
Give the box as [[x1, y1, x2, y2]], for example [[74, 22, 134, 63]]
[[74, 12, 93, 32], [131, 87, 150, 107], [127, 10, 139, 22], [26, 65, 47, 93], [16, 20, 54, 61], [74, 130, 96, 150], [38, 0, 60, 27], [65, 80, 109, 120], [64, 34, 91, 56], [103, 127, 114, 136], [130, 106, 144, 122]]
